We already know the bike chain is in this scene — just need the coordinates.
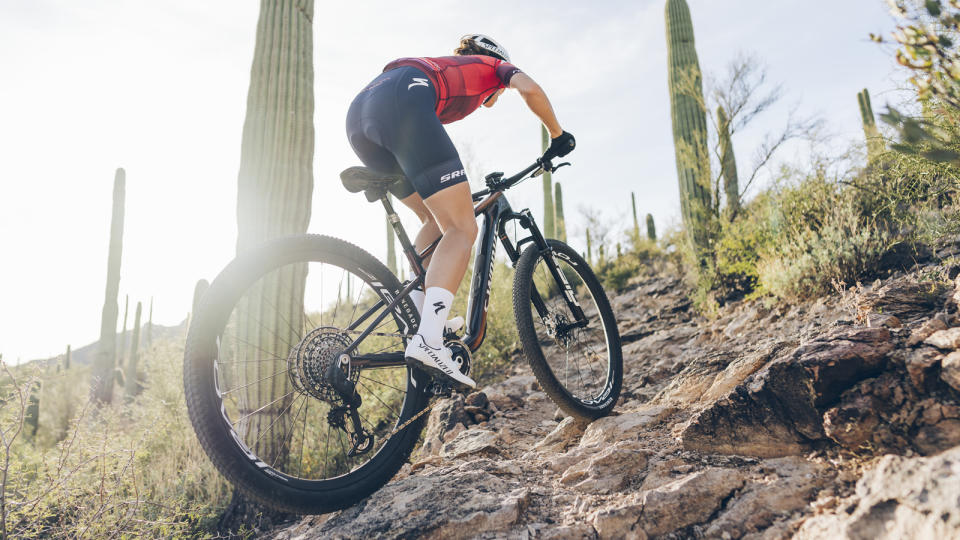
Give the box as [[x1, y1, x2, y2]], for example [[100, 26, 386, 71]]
[[380, 399, 435, 445]]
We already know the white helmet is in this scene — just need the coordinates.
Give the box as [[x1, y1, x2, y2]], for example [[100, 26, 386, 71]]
[[460, 34, 510, 63]]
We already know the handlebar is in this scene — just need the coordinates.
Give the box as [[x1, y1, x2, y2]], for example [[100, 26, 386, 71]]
[[471, 158, 571, 202]]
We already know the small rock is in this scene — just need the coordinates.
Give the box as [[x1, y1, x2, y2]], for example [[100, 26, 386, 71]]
[[441, 428, 500, 460], [914, 419, 960, 455], [906, 347, 943, 391], [533, 416, 585, 452], [481, 375, 536, 410], [441, 422, 466, 444], [941, 351, 960, 392], [591, 502, 645, 540], [580, 406, 672, 448], [464, 391, 489, 409], [541, 523, 606, 540], [560, 440, 648, 494], [867, 313, 902, 329], [924, 327, 960, 350], [638, 468, 746, 536], [907, 318, 948, 346], [823, 395, 881, 449]]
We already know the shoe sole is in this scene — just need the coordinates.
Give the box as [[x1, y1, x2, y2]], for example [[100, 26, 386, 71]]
[[404, 356, 475, 391]]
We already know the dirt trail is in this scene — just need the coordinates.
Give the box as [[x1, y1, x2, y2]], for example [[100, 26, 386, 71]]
[[269, 257, 960, 540]]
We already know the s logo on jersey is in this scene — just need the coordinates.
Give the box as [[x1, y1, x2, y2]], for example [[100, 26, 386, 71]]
[[408, 77, 429, 90]]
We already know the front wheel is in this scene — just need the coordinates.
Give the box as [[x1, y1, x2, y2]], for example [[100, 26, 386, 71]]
[[513, 240, 622, 421]]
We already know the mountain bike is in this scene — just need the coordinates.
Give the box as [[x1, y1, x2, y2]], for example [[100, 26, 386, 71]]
[[183, 157, 623, 514]]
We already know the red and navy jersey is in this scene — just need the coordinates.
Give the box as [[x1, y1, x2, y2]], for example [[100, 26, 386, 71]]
[[383, 55, 522, 124]]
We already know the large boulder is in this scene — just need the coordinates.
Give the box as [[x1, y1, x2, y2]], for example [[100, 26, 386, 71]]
[[308, 461, 529, 540], [681, 327, 893, 457]]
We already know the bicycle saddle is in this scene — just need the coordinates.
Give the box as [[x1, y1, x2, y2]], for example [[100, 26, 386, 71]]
[[340, 167, 404, 202]]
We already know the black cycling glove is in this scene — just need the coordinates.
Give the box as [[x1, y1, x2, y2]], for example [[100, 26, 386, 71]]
[[542, 131, 576, 161]]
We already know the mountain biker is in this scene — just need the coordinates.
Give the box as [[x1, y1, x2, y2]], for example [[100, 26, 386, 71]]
[[345, 34, 575, 389]]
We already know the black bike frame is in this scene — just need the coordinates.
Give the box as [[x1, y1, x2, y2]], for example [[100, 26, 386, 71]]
[[344, 160, 586, 368]]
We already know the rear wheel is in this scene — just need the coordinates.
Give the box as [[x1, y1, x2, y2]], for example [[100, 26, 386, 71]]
[[512, 240, 622, 420], [183, 234, 429, 515]]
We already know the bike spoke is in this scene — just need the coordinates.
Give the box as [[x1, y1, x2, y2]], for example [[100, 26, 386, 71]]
[[271, 395, 310, 469], [220, 367, 291, 397], [358, 381, 401, 418], [358, 374, 406, 394]]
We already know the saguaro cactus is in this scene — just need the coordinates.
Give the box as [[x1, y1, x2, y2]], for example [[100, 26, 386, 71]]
[[25, 381, 41, 438], [858, 88, 884, 161], [118, 294, 129, 369], [646, 213, 657, 241], [233, 0, 315, 469], [717, 106, 740, 216], [631, 192, 640, 239], [147, 296, 154, 345], [63, 345, 71, 371], [91, 168, 125, 404], [586, 228, 593, 263], [541, 125, 555, 239], [125, 301, 143, 399], [666, 0, 712, 256], [554, 182, 567, 243]]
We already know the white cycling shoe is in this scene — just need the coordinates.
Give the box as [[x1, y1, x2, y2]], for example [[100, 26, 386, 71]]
[[404, 334, 477, 389]]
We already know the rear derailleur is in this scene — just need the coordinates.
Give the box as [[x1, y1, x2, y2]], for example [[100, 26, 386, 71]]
[[324, 357, 373, 457]]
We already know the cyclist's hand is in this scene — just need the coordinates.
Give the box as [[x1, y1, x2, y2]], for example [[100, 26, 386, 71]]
[[542, 131, 575, 161]]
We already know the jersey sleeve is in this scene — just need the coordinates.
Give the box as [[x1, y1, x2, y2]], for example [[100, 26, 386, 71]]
[[494, 61, 522, 86]]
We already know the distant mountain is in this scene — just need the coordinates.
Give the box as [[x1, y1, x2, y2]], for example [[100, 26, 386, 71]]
[[33, 319, 188, 368]]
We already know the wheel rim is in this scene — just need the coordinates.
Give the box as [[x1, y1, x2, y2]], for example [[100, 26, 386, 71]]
[[207, 258, 419, 484], [527, 250, 615, 406]]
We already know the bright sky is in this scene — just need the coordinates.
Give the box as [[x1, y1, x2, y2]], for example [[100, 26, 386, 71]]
[[1, 0, 906, 362]]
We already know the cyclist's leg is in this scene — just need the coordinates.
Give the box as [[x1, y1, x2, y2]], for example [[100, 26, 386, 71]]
[[397, 192, 440, 269], [421, 183, 477, 292], [381, 68, 476, 348]]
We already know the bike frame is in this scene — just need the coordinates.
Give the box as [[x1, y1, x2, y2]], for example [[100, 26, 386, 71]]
[[343, 160, 586, 368]]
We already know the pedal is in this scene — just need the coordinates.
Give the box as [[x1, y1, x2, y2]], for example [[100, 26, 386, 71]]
[[428, 379, 454, 397]]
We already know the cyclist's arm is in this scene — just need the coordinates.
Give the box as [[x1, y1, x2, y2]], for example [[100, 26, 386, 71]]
[[509, 73, 563, 139]]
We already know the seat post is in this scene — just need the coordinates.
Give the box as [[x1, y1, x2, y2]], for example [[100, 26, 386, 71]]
[[381, 195, 423, 277]]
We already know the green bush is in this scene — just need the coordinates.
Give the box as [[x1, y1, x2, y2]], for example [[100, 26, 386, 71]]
[[756, 182, 893, 300], [2, 342, 230, 538], [688, 151, 952, 305]]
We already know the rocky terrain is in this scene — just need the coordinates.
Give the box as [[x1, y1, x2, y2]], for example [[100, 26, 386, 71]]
[[269, 256, 960, 540]]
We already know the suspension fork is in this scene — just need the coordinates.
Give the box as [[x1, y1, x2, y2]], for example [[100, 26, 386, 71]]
[[504, 207, 587, 324]]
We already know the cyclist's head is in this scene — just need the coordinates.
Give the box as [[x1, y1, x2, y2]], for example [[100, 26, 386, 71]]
[[455, 34, 510, 63]]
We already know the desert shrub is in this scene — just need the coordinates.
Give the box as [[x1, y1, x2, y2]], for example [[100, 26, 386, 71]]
[[2, 341, 230, 539], [756, 181, 893, 300], [710, 193, 777, 301], [597, 255, 642, 291]]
